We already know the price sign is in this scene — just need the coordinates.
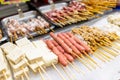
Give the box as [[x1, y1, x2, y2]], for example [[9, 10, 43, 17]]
[[0, 0, 29, 4]]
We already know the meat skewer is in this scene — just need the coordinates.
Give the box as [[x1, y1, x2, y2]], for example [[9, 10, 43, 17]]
[[49, 32, 93, 70], [72, 26, 120, 62], [50, 40, 83, 73]]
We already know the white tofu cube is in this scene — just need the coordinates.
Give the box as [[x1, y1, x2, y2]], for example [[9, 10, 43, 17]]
[[32, 40, 47, 48], [15, 37, 32, 47], [6, 47, 25, 64], [10, 59, 28, 72], [0, 42, 17, 55], [42, 52, 58, 67], [29, 61, 45, 73], [25, 48, 42, 64]]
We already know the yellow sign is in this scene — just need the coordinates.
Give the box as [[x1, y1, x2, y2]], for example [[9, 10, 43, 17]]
[[0, 0, 29, 4]]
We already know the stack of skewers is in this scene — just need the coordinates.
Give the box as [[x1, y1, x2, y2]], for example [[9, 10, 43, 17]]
[[5, 16, 50, 42], [0, 25, 120, 80], [44, 0, 116, 27]]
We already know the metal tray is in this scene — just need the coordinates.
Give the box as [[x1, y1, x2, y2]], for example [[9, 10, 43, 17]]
[[0, 25, 8, 43], [1, 11, 55, 41], [38, 2, 68, 27], [38, 1, 114, 27]]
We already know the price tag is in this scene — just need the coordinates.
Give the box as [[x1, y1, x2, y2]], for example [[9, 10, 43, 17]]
[[0, 0, 29, 4]]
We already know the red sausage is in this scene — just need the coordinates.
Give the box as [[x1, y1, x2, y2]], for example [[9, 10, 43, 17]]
[[64, 53, 74, 62], [52, 40, 59, 46], [68, 37, 85, 51], [57, 46, 65, 53], [52, 47, 63, 55], [45, 40, 54, 49], [57, 33, 80, 54], [50, 32, 72, 53], [74, 37, 91, 52], [47, 40, 68, 66], [66, 32, 91, 52], [58, 54, 68, 66]]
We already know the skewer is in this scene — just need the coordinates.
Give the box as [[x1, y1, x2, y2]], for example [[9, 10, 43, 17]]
[[52, 63, 66, 80], [97, 49, 113, 59], [72, 61, 85, 74], [82, 51, 98, 65], [27, 33, 33, 39], [9, 36, 13, 43], [21, 67, 29, 80], [82, 56, 97, 69], [67, 61, 80, 73], [71, 52, 92, 71], [93, 53, 106, 62], [3, 71, 7, 80], [112, 43, 120, 50], [21, 75, 24, 80], [96, 51, 110, 62], [66, 65, 77, 80], [38, 68, 45, 80], [36, 61, 51, 80], [60, 64, 72, 80], [100, 46, 118, 57]]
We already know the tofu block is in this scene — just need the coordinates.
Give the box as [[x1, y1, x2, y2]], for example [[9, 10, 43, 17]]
[[18, 44, 35, 53], [25, 48, 42, 64], [42, 52, 58, 67], [10, 59, 28, 72], [32, 40, 47, 48], [0, 42, 17, 55], [29, 61, 45, 73], [15, 37, 32, 47], [0, 49, 7, 73], [14, 67, 29, 79], [6, 47, 25, 64]]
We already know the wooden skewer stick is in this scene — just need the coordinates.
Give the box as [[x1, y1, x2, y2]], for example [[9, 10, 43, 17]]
[[82, 51, 101, 68], [21, 67, 29, 80], [100, 46, 118, 57], [72, 62, 85, 74], [66, 65, 77, 80], [9, 36, 13, 43], [38, 68, 45, 80], [82, 56, 97, 69], [52, 63, 66, 80], [37, 62, 51, 80], [96, 51, 110, 61], [112, 43, 120, 50], [27, 33, 33, 39], [71, 52, 92, 71], [67, 61, 80, 73], [21, 75, 24, 80], [3, 71, 7, 80], [93, 53, 106, 62], [59, 64, 72, 80], [97, 49, 113, 59]]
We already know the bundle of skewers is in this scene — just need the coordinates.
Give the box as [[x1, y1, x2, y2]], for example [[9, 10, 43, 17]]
[[5, 16, 50, 42], [0, 48, 12, 80], [82, 0, 117, 14], [72, 26, 120, 62], [44, 0, 116, 27]]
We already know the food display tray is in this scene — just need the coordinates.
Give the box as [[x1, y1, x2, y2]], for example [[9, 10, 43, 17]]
[[38, 2, 68, 27], [28, 10, 120, 80], [1, 11, 55, 41]]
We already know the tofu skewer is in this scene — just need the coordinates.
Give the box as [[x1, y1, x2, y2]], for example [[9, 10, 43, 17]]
[[15, 38, 48, 80], [1, 42, 29, 80]]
